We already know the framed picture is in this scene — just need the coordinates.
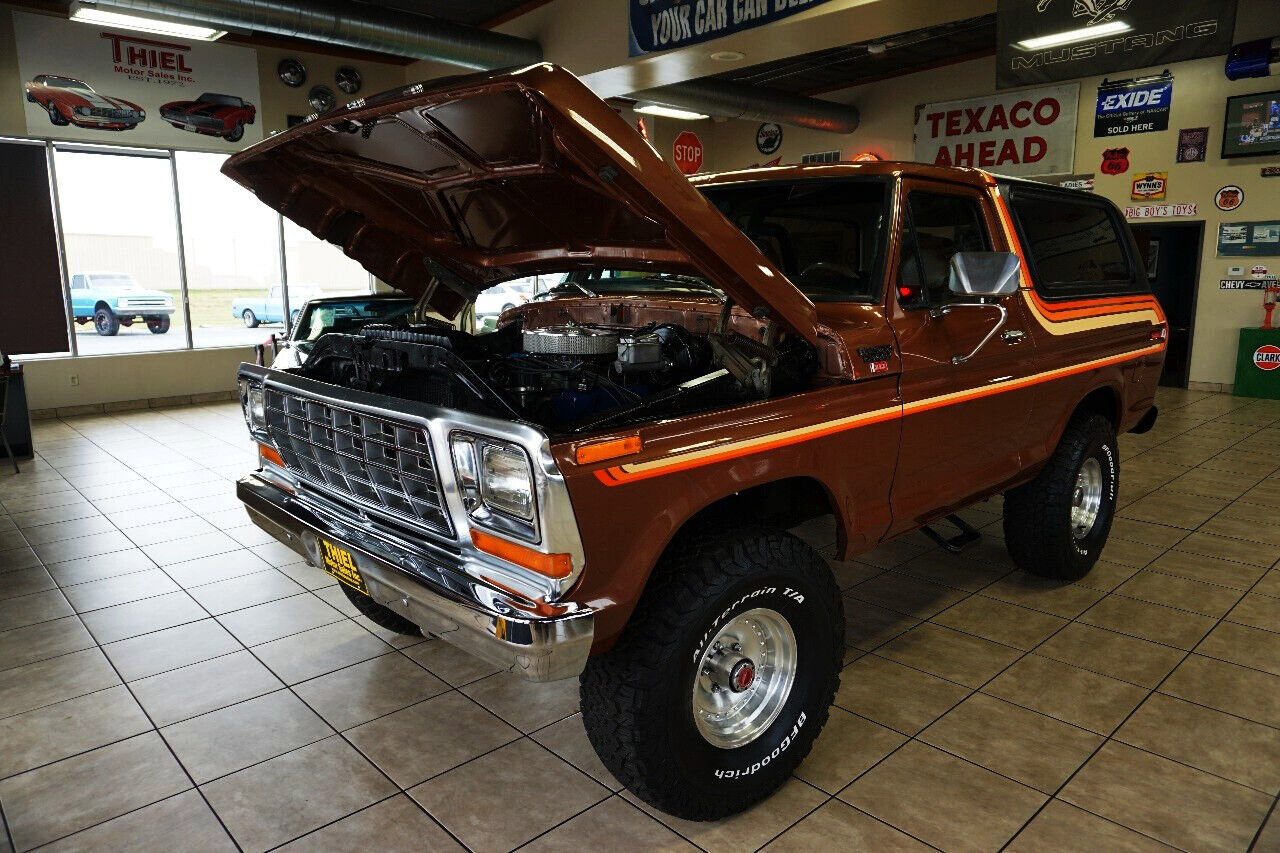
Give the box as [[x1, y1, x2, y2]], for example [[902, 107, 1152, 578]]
[[1222, 89, 1280, 158]]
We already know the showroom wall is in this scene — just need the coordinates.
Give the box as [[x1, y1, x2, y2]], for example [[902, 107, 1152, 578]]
[[666, 0, 1277, 389], [0, 4, 405, 411]]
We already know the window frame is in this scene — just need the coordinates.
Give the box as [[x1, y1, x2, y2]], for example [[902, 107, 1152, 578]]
[[17, 140, 377, 360], [698, 175, 894, 305], [1002, 183, 1146, 301], [896, 186, 994, 311]]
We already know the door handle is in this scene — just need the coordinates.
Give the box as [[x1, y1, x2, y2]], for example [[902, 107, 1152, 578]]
[[1002, 329, 1026, 344]]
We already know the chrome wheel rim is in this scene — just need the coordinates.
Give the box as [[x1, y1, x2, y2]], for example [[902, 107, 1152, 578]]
[[1071, 457, 1103, 539], [692, 607, 797, 750]]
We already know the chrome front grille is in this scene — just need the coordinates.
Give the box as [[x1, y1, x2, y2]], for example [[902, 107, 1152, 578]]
[[263, 388, 453, 537]]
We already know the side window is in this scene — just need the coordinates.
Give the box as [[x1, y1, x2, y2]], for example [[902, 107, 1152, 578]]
[[70, 274, 86, 290], [1008, 190, 1138, 298], [898, 192, 989, 308], [268, 286, 280, 300]]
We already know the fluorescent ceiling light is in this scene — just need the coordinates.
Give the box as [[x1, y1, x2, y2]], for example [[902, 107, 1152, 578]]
[[634, 104, 709, 121], [1015, 20, 1130, 50], [69, 4, 228, 41]]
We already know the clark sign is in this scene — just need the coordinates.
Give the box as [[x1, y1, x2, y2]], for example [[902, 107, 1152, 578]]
[[914, 84, 1079, 178]]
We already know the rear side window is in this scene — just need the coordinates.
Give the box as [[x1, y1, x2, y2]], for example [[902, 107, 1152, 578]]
[[1007, 188, 1141, 299]]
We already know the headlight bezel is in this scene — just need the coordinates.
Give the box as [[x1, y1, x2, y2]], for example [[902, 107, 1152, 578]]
[[237, 377, 269, 443], [450, 432, 538, 543]]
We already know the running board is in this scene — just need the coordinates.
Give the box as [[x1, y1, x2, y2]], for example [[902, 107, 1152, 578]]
[[921, 514, 982, 553]]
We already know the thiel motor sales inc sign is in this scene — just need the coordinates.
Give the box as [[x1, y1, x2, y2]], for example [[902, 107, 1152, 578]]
[[914, 84, 1079, 178]]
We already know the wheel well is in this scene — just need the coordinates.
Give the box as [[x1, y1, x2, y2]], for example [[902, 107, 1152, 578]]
[[94, 301, 112, 313], [659, 476, 839, 560], [1072, 386, 1120, 430]]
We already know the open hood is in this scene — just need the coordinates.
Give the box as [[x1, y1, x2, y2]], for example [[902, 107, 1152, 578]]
[[221, 64, 823, 346]]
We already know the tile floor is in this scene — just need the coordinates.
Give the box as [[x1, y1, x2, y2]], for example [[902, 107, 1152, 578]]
[[0, 387, 1278, 852]]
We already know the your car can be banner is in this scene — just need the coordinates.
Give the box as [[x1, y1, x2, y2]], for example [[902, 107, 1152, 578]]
[[995, 0, 1237, 90], [913, 84, 1079, 177], [13, 10, 263, 150], [629, 0, 835, 56], [1094, 74, 1172, 137]]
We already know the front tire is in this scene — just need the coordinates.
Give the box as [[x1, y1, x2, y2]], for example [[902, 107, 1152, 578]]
[[338, 583, 422, 637], [225, 122, 244, 143], [93, 307, 120, 336], [242, 309, 259, 328], [581, 528, 842, 821], [1003, 413, 1118, 581], [146, 315, 170, 334], [47, 103, 68, 126]]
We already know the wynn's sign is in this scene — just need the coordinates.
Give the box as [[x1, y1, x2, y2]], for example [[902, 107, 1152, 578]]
[[996, 0, 1237, 89]]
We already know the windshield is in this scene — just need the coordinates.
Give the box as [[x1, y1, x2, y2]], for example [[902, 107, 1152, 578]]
[[700, 178, 890, 302], [43, 76, 90, 91], [294, 298, 416, 342], [199, 93, 242, 107], [89, 274, 141, 291]]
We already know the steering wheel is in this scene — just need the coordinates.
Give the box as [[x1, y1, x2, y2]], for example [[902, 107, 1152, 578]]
[[799, 261, 859, 280]]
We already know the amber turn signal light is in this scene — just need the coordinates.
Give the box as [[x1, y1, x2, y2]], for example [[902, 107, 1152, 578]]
[[470, 528, 573, 579], [574, 435, 642, 465], [259, 443, 285, 468]]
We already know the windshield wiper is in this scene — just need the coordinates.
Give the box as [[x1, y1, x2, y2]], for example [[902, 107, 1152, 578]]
[[543, 281, 598, 298]]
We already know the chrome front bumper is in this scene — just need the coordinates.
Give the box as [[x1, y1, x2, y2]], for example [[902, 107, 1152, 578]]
[[238, 474, 594, 682]]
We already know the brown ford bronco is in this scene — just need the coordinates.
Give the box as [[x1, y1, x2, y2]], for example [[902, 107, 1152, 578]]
[[227, 65, 1166, 820]]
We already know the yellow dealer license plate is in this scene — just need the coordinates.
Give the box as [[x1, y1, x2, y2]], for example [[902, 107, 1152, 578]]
[[319, 539, 368, 595]]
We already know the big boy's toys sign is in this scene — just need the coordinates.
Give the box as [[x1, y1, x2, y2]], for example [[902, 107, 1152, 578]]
[[913, 84, 1078, 177], [13, 10, 262, 150]]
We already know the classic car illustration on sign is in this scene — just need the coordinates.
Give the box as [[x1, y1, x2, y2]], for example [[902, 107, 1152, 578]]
[[225, 65, 1166, 821], [159, 92, 256, 142], [24, 74, 145, 130]]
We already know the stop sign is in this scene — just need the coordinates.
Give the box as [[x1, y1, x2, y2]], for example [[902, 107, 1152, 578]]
[[673, 131, 703, 175]]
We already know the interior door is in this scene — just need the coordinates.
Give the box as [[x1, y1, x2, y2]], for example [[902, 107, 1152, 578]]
[[886, 179, 1038, 534]]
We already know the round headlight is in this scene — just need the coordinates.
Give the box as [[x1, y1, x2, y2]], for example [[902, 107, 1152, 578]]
[[74, 106, 90, 116]]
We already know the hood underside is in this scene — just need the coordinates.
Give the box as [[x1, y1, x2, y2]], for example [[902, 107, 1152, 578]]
[[220, 64, 822, 345]]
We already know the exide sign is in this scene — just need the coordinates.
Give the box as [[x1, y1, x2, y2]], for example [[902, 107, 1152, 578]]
[[914, 83, 1079, 178], [103, 32, 194, 80]]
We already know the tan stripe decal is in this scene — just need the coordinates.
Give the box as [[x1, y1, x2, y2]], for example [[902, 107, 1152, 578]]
[[597, 342, 1164, 485]]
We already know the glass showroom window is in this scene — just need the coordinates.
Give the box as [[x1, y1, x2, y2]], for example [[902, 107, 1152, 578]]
[[175, 151, 284, 349], [54, 148, 187, 354], [282, 219, 374, 333]]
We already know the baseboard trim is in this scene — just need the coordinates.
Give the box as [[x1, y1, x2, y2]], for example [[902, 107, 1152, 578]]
[[31, 389, 238, 420], [1186, 381, 1234, 394]]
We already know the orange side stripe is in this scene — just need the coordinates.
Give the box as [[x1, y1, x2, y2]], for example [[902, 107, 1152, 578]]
[[594, 342, 1164, 486]]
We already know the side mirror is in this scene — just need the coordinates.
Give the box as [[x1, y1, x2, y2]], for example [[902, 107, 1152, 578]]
[[948, 252, 1021, 300]]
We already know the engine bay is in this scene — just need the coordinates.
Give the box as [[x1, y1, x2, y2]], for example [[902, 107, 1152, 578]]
[[297, 307, 819, 435]]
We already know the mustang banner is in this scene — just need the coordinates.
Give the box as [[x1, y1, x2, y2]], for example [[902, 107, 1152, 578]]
[[629, 0, 835, 55], [13, 10, 262, 150], [995, 0, 1237, 89], [913, 84, 1079, 177]]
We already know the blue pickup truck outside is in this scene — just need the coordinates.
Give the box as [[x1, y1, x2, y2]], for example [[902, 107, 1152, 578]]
[[231, 285, 320, 328], [70, 272, 175, 336]]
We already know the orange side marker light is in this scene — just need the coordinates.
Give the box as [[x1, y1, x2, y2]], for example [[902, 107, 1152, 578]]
[[575, 435, 642, 465]]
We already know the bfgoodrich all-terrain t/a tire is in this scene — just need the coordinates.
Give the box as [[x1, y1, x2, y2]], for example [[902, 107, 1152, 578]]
[[1003, 413, 1119, 581], [580, 528, 843, 821]]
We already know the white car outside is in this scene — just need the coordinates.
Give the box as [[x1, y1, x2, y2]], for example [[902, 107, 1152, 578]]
[[474, 282, 529, 318]]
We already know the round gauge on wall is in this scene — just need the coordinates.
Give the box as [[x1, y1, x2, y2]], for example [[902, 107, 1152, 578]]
[[308, 85, 336, 114], [277, 57, 306, 88], [335, 66, 362, 95]]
